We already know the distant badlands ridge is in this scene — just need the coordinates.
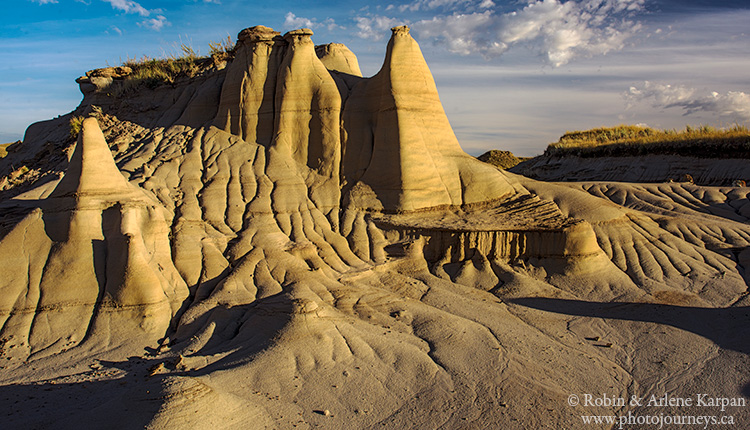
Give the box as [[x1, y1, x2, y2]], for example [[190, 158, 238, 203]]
[[1, 25, 749, 429]]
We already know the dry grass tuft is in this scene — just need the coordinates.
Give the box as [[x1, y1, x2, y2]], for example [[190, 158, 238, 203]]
[[69, 116, 85, 139], [208, 35, 235, 62], [0, 143, 12, 159], [69, 106, 104, 140]]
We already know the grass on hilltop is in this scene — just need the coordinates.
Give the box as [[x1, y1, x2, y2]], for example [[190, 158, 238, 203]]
[[116, 37, 235, 95], [545, 124, 750, 158]]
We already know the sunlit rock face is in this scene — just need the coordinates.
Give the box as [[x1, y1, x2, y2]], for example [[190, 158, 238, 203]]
[[341, 26, 517, 213]]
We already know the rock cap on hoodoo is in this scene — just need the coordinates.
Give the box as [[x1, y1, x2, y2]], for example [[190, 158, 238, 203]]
[[76, 66, 133, 95], [237, 25, 281, 43], [284, 28, 314, 44]]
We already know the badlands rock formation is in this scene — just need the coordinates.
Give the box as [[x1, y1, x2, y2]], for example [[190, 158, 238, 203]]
[[512, 153, 750, 185], [0, 25, 748, 429]]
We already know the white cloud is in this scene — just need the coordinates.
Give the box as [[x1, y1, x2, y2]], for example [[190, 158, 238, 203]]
[[139, 15, 169, 31], [31, 0, 58, 3], [284, 12, 315, 29], [397, 0, 494, 13], [103, 0, 150, 17], [355, 15, 406, 41], [628, 82, 750, 122], [627, 82, 695, 106], [406, 0, 645, 66], [283, 12, 340, 31], [100, 0, 171, 31], [415, 11, 507, 56], [323, 18, 343, 31]]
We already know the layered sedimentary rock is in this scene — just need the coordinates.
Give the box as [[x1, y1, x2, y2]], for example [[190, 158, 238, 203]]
[[512, 153, 750, 186], [314, 43, 362, 76], [0, 22, 608, 362], [215, 25, 517, 214]]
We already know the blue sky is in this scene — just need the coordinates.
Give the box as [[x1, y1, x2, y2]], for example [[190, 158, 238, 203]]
[[2, 0, 749, 156]]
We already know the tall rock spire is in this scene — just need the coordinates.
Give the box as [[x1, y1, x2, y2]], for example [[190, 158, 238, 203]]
[[214, 25, 285, 145], [50, 117, 133, 198], [0, 117, 190, 354], [342, 26, 516, 212], [272, 29, 342, 182]]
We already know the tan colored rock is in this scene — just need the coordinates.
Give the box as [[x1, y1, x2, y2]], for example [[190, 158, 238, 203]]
[[76, 66, 133, 95], [0, 118, 187, 355], [50, 118, 134, 198], [214, 25, 285, 145], [273, 29, 342, 183], [342, 26, 517, 212], [315, 43, 363, 76]]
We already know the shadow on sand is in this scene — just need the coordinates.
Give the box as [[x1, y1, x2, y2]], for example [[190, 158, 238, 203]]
[[509, 297, 750, 397], [0, 291, 295, 429]]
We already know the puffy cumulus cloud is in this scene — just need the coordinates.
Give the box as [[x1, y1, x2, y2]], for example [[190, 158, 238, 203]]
[[101, 0, 171, 31], [284, 12, 315, 29], [407, 0, 645, 65], [103, 0, 150, 17], [139, 15, 169, 31], [628, 82, 750, 122], [355, 15, 407, 41], [283, 13, 341, 31]]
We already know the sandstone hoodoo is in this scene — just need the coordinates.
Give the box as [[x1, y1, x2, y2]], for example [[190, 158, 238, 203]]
[[1, 25, 748, 429], [2, 24, 592, 353]]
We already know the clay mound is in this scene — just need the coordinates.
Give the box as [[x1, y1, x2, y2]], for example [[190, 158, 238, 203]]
[[0, 24, 749, 429], [477, 149, 523, 170]]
